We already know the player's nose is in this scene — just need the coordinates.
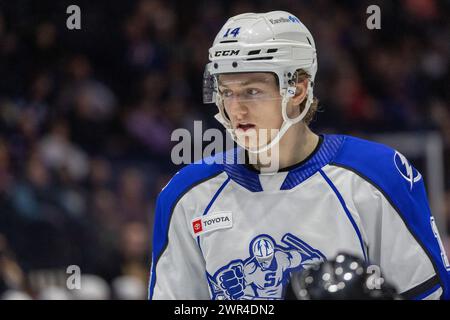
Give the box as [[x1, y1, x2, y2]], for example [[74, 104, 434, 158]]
[[227, 98, 248, 120]]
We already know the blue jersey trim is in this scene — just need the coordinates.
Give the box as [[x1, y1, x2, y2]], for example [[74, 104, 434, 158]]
[[148, 161, 224, 300], [196, 176, 231, 253], [319, 169, 368, 263], [203, 176, 231, 217], [331, 135, 450, 300], [281, 135, 345, 190], [412, 284, 440, 300], [223, 148, 263, 192], [401, 274, 440, 300], [220, 135, 345, 192]]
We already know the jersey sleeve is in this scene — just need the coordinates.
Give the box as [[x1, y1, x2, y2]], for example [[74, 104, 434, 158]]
[[149, 191, 210, 299], [332, 136, 450, 300], [148, 162, 223, 299]]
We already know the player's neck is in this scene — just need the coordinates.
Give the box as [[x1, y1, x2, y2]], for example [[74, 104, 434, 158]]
[[249, 124, 319, 173], [280, 124, 319, 170]]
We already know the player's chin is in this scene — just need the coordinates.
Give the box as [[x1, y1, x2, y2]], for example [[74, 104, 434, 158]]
[[235, 128, 273, 149], [238, 137, 265, 152], [240, 139, 278, 154]]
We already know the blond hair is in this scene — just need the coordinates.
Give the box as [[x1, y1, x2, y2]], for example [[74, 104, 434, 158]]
[[295, 69, 319, 125]]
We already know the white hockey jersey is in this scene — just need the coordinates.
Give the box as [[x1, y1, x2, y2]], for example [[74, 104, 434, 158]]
[[149, 134, 450, 300]]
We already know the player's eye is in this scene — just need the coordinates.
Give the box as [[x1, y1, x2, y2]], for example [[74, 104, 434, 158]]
[[247, 88, 260, 96], [220, 89, 233, 97]]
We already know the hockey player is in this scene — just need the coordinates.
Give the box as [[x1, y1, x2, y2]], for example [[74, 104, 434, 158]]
[[149, 11, 450, 300]]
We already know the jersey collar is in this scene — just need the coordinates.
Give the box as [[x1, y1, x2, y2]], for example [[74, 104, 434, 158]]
[[222, 134, 345, 192]]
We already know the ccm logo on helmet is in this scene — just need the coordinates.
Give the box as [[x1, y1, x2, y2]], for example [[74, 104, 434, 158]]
[[214, 50, 240, 57]]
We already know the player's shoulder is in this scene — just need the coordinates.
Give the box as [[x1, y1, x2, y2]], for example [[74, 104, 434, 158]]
[[330, 134, 423, 196], [157, 152, 226, 206], [332, 134, 397, 167]]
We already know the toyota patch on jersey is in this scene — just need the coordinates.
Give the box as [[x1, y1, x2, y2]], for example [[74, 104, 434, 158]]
[[191, 211, 233, 236]]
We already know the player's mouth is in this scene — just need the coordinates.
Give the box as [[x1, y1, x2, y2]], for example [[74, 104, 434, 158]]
[[236, 122, 256, 132]]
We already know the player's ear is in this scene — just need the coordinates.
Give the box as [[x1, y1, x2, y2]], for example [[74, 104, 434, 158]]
[[290, 78, 308, 106]]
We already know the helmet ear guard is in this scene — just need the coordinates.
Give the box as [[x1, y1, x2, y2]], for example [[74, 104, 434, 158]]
[[281, 79, 313, 124], [202, 66, 216, 104]]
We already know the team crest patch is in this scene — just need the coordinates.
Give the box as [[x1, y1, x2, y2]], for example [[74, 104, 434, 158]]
[[206, 233, 325, 300], [192, 211, 232, 236]]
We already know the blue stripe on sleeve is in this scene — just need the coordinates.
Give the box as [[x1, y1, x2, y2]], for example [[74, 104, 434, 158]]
[[319, 169, 368, 263]]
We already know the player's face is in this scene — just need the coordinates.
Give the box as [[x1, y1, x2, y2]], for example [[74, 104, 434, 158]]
[[218, 73, 283, 150]]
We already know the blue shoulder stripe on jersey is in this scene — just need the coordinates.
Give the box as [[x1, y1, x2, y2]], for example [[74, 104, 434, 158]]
[[319, 169, 368, 263], [148, 160, 224, 300], [281, 134, 345, 190], [202, 176, 231, 217], [331, 135, 450, 300], [196, 176, 231, 253]]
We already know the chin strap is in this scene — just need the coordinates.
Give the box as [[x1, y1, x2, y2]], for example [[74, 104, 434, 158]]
[[215, 81, 313, 155]]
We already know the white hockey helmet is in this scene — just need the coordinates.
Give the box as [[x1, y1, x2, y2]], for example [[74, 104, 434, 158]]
[[203, 11, 317, 153]]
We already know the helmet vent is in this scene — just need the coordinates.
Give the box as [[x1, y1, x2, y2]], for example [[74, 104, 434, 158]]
[[220, 40, 238, 43], [246, 57, 273, 61], [267, 48, 278, 53], [248, 49, 261, 55]]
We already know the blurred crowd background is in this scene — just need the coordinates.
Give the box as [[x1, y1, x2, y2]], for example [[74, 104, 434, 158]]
[[0, 0, 449, 299]]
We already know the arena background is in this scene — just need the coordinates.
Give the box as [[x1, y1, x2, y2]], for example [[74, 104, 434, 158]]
[[0, 0, 449, 299]]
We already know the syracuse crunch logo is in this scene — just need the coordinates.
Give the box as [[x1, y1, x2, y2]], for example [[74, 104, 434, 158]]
[[192, 212, 233, 236]]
